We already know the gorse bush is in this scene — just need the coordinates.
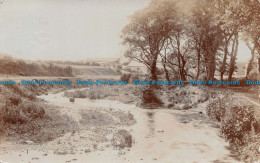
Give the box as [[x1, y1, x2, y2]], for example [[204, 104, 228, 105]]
[[207, 95, 258, 141], [220, 104, 258, 144], [0, 85, 46, 125], [206, 93, 260, 161], [207, 95, 258, 143], [3, 98, 45, 124]]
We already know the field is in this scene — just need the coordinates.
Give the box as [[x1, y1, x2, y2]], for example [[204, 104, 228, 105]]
[[0, 57, 259, 163]]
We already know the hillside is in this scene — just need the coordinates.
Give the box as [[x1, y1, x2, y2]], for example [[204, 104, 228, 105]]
[[0, 56, 73, 77]]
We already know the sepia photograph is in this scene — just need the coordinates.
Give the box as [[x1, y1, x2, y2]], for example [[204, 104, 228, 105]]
[[0, 0, 259, 162]]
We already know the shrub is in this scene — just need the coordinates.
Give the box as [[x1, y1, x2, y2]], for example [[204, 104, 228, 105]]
[[206, 93, 260, 162], [73, 90, 87, 98], [111, 129, 132, 149], [120, 73, 131, 82], [239, 133, 260, 162], [87, 87, 107, 99], [206, 97, 227, 122], [207, 95, 258, 143], [220, 104, 258, 144], [3, 98, 45, 124], [8, 95, 22, 106], [141, 87, 163, 108]]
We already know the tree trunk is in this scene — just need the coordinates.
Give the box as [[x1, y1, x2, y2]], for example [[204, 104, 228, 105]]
[[195, 49, 201, 81], [150, 54, 158, 81], [220, 38, 229, 81], [246, 46, 255, 77], [180, 59, 187, 81], [163, 63, 170, 81], [161, 55, 170, 81], [228, 34, 239, 81], [206, 57, 216, 81], [220, 46, 228, 81]]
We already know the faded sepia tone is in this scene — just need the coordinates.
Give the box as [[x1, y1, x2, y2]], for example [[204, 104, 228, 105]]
[[0, 0, 259, 163]]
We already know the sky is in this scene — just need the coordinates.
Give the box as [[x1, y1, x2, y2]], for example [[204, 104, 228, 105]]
[[0, 0, 251, 61]]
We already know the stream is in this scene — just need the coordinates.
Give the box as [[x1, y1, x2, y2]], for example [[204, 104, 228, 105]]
[[0, 89, 239, 163]]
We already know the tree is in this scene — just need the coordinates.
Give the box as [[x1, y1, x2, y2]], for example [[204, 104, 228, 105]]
[[165, 24, 192, 81], [215, 0, 260, 74], [121, 0, 179, 81], [191, 0, 224, 81], [246, 42, 257, 77], [228, 33, 239, 81]]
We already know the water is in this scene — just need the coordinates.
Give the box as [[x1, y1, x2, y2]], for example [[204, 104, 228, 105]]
[[0, 89, 239, 163]]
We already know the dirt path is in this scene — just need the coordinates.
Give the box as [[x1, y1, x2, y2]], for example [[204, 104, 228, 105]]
[[0, 90, 240, 163]]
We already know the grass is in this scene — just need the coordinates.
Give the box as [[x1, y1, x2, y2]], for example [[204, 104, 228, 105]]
[[80, 110, 116, 127], [0, 84, 78, 143], [80, 108, 136, 127], [162, 85, 211, 110], [64, 85, 139, 104], [7, 105, 78, 143]]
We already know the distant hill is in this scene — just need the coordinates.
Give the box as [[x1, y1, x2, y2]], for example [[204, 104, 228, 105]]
[[0, 56, 73, 77], [73, 67, 119, 76]]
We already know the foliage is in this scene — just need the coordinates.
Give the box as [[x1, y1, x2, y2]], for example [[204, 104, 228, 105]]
[[206, 93, 260, 161], [122, 0, 259, 81], [2, 94, 45, 124]]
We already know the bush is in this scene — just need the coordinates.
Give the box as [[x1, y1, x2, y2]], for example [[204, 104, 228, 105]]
[[206, 93, 260, 162], [141, 87, 163, 108], [120, 73, 131, 83], [220, 104, 258, 144], [111, 129, 132, 149], [206, 97, 227, 122], [87, 87, 108, 99], [3, 99, 45, 124], [207, 95, 258, 143]]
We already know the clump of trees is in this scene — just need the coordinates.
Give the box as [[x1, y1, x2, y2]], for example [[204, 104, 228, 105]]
[[122, 0, 260, 81]]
